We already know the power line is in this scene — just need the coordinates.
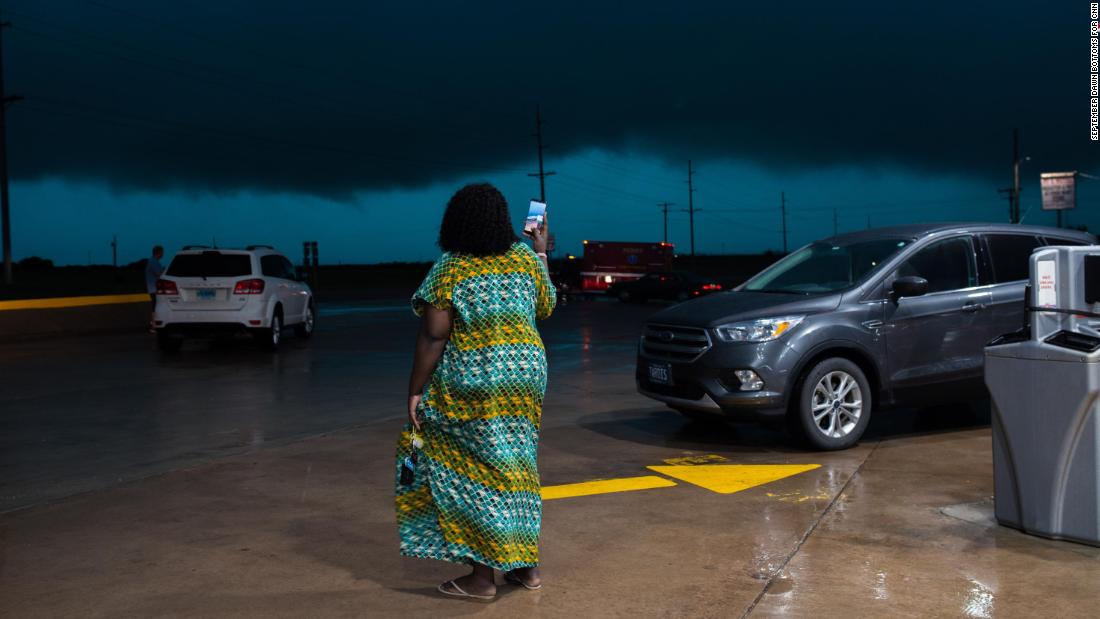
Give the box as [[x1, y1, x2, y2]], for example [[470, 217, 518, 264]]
[[785, 195, 1003, 212], [566, 152, 692, 191], [548, 178, 665, 215], [697, 211, 780, 235], [553, 172, 664, 203], [693, 189, 775, 210], [700, 205, 779, 214], [556, 152, 780, 210], [554, 159, 690, 201]]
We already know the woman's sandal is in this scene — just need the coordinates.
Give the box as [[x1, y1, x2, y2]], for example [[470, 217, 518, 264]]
[[437, 580, 495, 601], [504, 571, 543, 591]]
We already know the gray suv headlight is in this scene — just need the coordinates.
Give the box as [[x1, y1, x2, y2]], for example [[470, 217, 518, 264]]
[[714, 316, 805, 343]]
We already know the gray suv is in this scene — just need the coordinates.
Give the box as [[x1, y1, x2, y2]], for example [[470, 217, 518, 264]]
[[636, 223, 1095, 450]]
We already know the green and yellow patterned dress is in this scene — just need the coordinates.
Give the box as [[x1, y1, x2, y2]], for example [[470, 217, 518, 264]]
[[395, 242, 556, 571]]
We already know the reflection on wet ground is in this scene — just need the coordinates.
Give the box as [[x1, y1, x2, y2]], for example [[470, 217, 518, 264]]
[[0, 299, 652, 511], [2, 298, 1098, 617]]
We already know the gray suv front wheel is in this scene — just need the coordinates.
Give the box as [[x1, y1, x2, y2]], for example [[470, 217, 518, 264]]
[[790, 358, 872, 450]]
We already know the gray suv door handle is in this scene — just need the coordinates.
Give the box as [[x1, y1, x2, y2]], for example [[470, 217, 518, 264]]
[[962, 302, 986, 312]]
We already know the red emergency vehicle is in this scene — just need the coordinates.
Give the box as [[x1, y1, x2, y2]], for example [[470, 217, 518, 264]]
[[579, 240, 675, 292]]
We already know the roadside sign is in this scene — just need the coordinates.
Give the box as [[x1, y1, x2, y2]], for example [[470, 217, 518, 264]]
[[1041, 172, 1077, 211]]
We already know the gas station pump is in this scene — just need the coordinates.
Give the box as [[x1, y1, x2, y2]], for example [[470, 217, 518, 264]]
[[985, 245, 1100, 546]]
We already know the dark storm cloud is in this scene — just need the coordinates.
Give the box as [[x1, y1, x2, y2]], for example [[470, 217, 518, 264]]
[[5, 0, 1094, 197]]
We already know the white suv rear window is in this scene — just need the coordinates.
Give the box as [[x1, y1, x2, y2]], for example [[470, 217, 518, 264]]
[[166, 253, 253, 277]]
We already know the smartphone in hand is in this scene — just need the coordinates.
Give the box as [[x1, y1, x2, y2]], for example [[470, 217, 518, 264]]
[[524, 200, 547, 235]]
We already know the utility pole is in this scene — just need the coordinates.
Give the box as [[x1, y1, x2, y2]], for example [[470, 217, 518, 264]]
[[833, 207, 838, 236], [780, 191, 788, 253], [0, 17, 23, 286], [1011, 128, 1021, 224], [527, 105, 555, 203], [657, 202, 675, 243], [686, 160, 696, 257], [111, 235, 117, 268]]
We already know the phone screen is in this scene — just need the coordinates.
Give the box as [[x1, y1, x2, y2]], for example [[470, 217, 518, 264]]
[[525, 200, 547, 234]]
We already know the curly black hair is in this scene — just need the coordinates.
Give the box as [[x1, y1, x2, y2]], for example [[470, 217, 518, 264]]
[[437, 183, 518, 256]]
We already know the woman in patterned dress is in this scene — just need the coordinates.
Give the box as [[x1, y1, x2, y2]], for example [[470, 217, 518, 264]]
[[396, 183, 556, 600]]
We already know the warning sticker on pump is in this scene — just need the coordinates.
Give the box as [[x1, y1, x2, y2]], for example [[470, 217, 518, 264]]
[[1037, 260, 1057, 307]]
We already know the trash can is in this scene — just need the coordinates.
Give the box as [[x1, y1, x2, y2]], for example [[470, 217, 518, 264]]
[[985, 245, 1100, 546]]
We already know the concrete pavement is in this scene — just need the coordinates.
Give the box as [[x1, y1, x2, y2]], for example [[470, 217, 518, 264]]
[[2, 300, 1098, 617]]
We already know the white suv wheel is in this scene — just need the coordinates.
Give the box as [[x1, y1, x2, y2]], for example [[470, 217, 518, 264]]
[[295, 303, 316, 339]]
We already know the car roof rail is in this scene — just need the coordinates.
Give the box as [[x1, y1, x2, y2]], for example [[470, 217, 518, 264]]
[[181, 245, 212, 250], [245, 245, 275, 251]]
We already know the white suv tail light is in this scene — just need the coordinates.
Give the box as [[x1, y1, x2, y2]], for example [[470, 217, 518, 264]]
[[156, 279, 179, 295], [234, 279, 265, 295]]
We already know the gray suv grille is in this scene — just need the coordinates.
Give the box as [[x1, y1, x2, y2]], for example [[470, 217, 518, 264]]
[[641, 323, 711, 361]]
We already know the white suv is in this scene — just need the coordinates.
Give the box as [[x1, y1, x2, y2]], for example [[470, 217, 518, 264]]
[[153, 245, 315, 351]]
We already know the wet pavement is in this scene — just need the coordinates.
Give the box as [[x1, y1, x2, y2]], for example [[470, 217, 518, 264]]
[[2, 299, 1099, 617]]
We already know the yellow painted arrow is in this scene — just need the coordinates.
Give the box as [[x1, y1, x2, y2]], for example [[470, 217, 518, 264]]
[[540, 459, 821, 500], [647, 464, 821, 494]]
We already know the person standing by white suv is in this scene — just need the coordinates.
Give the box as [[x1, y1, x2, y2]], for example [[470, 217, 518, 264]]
[[145, 245, 165, 333]]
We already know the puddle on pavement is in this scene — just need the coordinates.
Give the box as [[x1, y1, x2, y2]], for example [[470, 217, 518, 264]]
[[765, 576, 795, 594], [961, 576, 996, 619], [940, 499, 996, 528]]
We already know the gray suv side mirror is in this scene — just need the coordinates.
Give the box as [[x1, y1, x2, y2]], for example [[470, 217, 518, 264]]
[[892, 275, 929, 299]]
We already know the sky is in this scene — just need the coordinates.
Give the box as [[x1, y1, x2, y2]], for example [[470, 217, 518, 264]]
[[4, 0, 1099, 265]]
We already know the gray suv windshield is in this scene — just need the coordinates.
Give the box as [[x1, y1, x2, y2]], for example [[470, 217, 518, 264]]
[[744, 238, 912, 293]]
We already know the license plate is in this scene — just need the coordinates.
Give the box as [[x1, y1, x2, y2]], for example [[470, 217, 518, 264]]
[[648, 363, 672, 385], [196, 289, 217, 300]]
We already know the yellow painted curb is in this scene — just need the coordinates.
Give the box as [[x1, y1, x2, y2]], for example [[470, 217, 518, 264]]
[[542, 475, 677, 500], [0, 293, 151, 311]]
